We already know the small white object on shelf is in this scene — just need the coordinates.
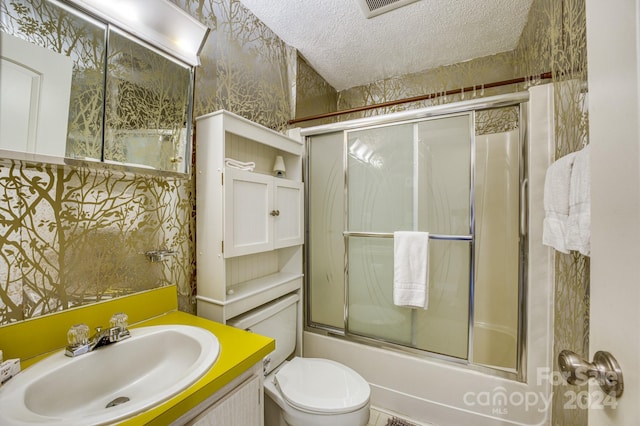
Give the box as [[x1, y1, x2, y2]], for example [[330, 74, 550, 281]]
[[273, 155, 286, 177]]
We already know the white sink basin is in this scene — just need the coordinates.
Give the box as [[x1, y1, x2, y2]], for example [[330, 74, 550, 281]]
[[0, 324, 220, 425]]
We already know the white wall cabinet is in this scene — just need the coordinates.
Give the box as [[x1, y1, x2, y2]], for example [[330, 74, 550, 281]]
[[224, 169, 303, 258], [195, 110, 304, 324]]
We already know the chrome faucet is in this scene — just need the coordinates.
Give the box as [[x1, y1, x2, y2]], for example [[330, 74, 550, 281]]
[[65, 313, 130, 357]]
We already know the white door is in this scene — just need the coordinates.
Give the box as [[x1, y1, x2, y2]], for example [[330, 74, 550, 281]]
[[586, 0, 640, 424], [224, 168, 273, 257], [0, 33, 72, 157], [273, 178, 304, 249]]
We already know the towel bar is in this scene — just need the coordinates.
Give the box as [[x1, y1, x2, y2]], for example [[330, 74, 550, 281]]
[[342, 231, 472, 241]]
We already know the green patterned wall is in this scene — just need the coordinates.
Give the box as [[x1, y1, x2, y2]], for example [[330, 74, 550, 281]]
[[336, 51, 518, 121], [0, 0, 194, 323], [175, 0, 293, 132], [294, 55, 339, 127], [0, 5, 591, 423], [0, 0, 294, 325], [0, 159, 193, 323]]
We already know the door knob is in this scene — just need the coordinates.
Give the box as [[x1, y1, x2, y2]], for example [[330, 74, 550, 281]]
[[558, 350, 624, 397], [270, 210, 280, 216]]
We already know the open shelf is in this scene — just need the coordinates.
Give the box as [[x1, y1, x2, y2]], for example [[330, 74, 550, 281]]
[[196, 272, 303, 322]]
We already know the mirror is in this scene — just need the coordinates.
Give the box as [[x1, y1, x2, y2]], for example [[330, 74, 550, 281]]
[[104, 29, 192, 172], [0, 0, 196, 175], [1, 0, 106, 161]]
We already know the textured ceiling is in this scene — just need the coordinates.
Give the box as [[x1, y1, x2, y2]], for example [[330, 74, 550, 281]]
[[239, 0, 534, 91]]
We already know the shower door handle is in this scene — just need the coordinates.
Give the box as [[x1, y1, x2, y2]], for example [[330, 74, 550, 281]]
[[558, 350, 624, 397], [520, 178, 528, 236]]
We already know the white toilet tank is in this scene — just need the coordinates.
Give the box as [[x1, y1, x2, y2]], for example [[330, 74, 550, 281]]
[[227, 293, 298, 375]]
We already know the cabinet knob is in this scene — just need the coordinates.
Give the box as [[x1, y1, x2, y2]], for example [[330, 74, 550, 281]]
[[270, 210, 280, 216]]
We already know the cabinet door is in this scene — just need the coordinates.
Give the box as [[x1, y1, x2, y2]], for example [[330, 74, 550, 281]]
[[274, 179, 304, 249], [188, 375, 262, 426], [224, 169, 273, 257]]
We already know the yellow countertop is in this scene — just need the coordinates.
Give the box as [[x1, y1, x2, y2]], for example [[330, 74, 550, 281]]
[[0, 286, 275, 425]]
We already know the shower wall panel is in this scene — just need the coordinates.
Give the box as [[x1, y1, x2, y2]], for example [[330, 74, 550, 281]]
[[307, 131, 345, 329], [473, 129, 520, 369]]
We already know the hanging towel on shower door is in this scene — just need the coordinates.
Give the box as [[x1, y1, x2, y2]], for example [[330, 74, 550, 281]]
[[393, 231, 429, 309]]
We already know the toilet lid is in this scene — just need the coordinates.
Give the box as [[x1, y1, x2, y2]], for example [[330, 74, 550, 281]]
[[274, 357, 370, 414]]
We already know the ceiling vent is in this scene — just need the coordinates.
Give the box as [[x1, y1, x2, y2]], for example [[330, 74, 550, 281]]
[[355, 0, 421, 18]]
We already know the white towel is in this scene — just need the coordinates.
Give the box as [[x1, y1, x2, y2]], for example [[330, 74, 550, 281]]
[[225, 158, 256, 171], [542, 152, 577, 253], [393, 231, 429, 309], [565, 145, 591, 256]]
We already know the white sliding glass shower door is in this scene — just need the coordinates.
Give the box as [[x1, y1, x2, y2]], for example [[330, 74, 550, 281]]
[[307, 99, 526, 375], [346, 123, 414, 345], [345, 114, 472, 358]]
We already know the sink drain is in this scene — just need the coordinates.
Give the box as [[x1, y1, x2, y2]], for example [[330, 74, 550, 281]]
[[106, 396, 130, 408]]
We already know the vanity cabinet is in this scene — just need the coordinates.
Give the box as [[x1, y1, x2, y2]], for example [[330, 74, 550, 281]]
[[186, 374, 261, 426], [179, 363, 263, 426], [195, 110, 304, 324]]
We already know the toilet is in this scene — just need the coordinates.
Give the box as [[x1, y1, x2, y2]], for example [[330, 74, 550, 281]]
[[227, 293, 371, 426]]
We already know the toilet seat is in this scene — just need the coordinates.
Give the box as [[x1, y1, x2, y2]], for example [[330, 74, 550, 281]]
[[274, 357, 370, 414]]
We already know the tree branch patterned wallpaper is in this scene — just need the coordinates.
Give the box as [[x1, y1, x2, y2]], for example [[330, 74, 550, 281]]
[[0, 0, 294, 324], [0, 160, 191, 322], [336, 51, 519, 121], [0, 1, 591, 423], [176, 0, 294, 131], [294, 55, 339, 127]]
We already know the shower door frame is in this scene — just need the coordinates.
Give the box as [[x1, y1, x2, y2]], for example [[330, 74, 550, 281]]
[[302, 92, 529, 381]]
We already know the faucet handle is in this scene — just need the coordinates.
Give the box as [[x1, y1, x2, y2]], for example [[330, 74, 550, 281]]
[[67, 324, 90, 346], [110, 312, 129, 329]]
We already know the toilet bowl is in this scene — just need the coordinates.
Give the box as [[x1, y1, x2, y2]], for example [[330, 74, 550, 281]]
[[264, 357, 370, 426], [226, 294, 371, 426]]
